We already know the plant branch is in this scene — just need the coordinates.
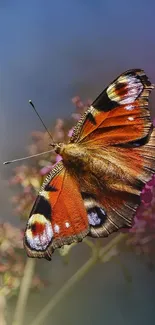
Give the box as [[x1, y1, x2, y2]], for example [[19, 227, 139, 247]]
[[0, 295, 7, 325], [30, 233, 126, 325], [30, 245, 99, 325], [12, 258, 36, 325], [99, 233, 127, 261]]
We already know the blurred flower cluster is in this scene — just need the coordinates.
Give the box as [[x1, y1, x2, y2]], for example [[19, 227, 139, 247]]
[[0, 223, 43, 300], [0, 222, 23, 297], [124, 118, 155, 259], [126, 175, 155, 259]]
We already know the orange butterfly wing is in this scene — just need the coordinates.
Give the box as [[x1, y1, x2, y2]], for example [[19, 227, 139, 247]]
[[69, 69, 155, 237], [70, 69, 153, 146], [24, 162, 89, 260], [24, 69, 155, 259]]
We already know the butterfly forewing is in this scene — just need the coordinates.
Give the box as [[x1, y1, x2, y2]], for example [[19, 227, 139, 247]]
[[70, 69, 153, 146], [24, 162, 89, 260]]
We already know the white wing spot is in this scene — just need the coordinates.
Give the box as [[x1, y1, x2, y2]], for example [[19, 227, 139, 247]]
[[128, 116, 134, 121], [125, 105, 134, 111], [65, 222, 70, 228], [100, 208, 106, 216], [54, 224, 60, 233]]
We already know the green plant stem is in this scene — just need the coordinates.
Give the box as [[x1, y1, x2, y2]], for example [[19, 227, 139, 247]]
[[0, 295, 7, 325], [99, 233, 127, 261], [30, 233, 126, 325], [12, 258, 36, 325], [30, 245, 99, 325], [83, 238, 96, 249]]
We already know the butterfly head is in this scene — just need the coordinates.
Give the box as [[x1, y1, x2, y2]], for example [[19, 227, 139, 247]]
[[50, 142, 64, 154]]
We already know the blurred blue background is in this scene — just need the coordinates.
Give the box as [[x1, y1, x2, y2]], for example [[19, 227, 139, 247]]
[[0, 1, 155, 324], [1, 0, 155, 218]]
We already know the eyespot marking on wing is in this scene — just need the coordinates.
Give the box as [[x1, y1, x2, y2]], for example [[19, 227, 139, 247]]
[[88, 207, 106, 226], [82, 193, 107, 227], [25, 214, 53, 251], [107, 75, 143, 105]]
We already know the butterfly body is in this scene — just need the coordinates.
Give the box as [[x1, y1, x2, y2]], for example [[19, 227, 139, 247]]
[[24, 69, 155, 260]]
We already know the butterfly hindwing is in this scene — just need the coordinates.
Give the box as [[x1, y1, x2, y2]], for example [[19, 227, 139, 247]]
[[24, 162, 89, 260]]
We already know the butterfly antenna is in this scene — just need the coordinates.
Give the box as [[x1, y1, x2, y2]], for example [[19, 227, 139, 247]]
[[3, 100, 56, 165], [3, 149, 55, 165], [29, 100, 54, 141]]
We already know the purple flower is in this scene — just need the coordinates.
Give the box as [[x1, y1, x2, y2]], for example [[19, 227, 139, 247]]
[[68, 128, 74, 137], [56, 154, 62, 163], [40, 164, 53, 176], [71, 113, 81, 121], [141, 188, 153, 204]]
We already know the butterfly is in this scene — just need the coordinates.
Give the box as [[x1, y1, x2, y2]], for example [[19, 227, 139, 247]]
[[24, 69, 155, 260]]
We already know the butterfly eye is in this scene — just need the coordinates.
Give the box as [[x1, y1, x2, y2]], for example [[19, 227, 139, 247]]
[[25, 214, 53, 251]]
